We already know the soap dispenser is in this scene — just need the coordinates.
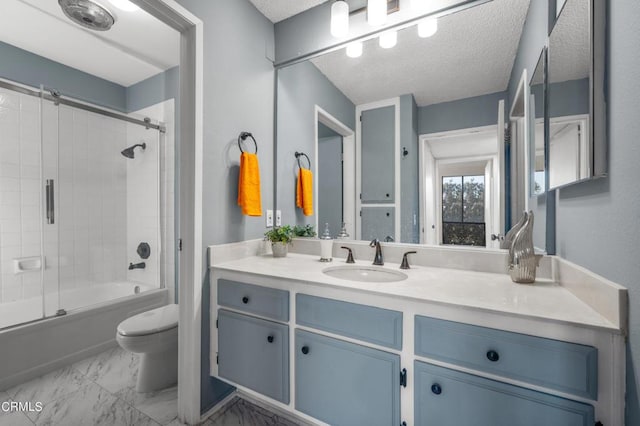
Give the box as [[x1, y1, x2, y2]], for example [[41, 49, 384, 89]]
[[319, 223, 333, 262], [336, 222, 350, 240]]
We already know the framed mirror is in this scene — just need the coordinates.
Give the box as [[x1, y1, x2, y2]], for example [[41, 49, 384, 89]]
[[547, 0, 606, 189], [276, 0, 549, 250], [529, 50, 546, 197]]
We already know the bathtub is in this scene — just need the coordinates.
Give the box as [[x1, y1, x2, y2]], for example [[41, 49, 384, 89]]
[[0, 282, 167, 391]]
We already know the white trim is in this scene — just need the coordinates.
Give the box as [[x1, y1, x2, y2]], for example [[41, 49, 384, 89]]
[[135, 1, 204, 424], [509, 69, 530, 218], [314, 106, 356, 237], [355, 97, 401, 241]]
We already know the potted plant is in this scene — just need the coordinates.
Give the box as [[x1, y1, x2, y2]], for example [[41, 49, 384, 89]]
[[264, 225, 294, 257], [293, 224, 317, 238]]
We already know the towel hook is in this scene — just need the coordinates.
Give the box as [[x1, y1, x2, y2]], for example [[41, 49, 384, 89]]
[[295, 151, 311, 170], [238, 131, 258, 154]]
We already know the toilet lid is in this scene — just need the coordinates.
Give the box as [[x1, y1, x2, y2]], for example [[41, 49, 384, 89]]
[[118, 304, 179, 336]]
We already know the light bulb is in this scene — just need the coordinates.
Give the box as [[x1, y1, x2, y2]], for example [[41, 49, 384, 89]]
[[367, 0, 387, 26], [109, 0, 139, 12], [346, 41, 363, 58], [330, 1, 349, 38], [379, 30, 397, 49], [418, 17, 438, 38]]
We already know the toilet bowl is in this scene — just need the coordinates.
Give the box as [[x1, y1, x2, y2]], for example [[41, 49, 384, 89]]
[[116, 304, 179, 393]]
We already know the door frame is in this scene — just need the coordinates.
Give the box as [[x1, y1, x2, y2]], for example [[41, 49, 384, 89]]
[[314, 106, 356, 237], [134, 1, 203, 424], [419, 125, 501, 247]]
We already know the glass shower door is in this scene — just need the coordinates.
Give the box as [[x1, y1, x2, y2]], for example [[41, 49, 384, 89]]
[[0, 83, 47, 328]]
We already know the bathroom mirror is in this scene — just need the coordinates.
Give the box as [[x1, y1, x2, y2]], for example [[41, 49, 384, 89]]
[[529, 50, 546, 197], [276, 0, 542, 249], [547, 0, 607, 189]]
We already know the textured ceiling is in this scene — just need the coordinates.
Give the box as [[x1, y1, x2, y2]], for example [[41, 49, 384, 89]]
[[310, 0, 531, 107], [248, 0, 329, 23], [549, 0, 589, 83], [0, 0, 180, 86]]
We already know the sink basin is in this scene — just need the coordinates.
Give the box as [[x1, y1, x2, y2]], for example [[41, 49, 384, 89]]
[[322, 265, 408, 283]]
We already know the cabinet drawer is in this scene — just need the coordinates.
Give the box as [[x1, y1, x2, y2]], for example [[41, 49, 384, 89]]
[[217, 309, 289, 403], [415, 315, 598, 399], [296, 329, 400, 426], [296, 294, 402, 349], [414, 361, 594, 426], [218, 279, 289, 321]]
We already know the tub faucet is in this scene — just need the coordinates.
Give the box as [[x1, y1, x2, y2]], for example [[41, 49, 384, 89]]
[[370, 239, 384, 266], [129, 262, 146, 270]]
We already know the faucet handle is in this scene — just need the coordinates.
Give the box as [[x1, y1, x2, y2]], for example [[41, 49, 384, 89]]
[[400, 251, 417, 270], [340, 247, 355, 264], [369, 238, 379, 247]]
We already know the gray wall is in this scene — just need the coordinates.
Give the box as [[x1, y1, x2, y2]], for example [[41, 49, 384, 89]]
[[318, 135, 343, 234], [0, 40, 127, 112], [510, 1, 640, 423], [417, 91, 508, 135], [277, 61, 355, 228], [400, 94, 419, 243], [174, 0, 276, 413], [126, 66, 179, 112]]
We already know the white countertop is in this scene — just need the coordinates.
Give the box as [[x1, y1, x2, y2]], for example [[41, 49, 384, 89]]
[[212, 253, 620, 333]]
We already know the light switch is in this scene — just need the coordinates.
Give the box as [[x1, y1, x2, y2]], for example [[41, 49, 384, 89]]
[[275, 210, 282, 226], [266, 210, 274, 227]]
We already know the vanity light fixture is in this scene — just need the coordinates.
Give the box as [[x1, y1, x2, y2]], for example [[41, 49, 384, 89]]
[[331, 1, 349, 38], [346, 41, 363, 58], [109, 0, 139, 12], [368, 0, 387, 26], [418, 17, 438, 37], [379, 30, 397, 48]]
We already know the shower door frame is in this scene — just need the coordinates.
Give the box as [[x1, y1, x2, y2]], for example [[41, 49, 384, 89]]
[[132, 1, 204, 424]]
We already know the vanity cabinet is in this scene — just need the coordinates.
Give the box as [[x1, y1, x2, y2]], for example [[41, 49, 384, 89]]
[[415, 315, 598, 399], [295, 329, 401, 426], [217, 309, 289, 403], [361, 105, 395, 204], [414, 361, 595, 426]]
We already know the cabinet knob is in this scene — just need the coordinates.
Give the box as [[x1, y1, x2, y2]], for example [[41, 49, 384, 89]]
[[386, 193, 390, 197], [242, 296, 249, 304], [301, 346, 310, 355], [267, 335, 274, 343], [431, 383, 442, 395], [486, 350, 500, 362]]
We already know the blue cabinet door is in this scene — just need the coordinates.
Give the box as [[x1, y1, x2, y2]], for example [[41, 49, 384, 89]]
[[217, 309, 289, 403], [414, 361, 594, 426], [295, 330, 400, 426], [361, 206, 395, 242], [361, 105, 395, 203]]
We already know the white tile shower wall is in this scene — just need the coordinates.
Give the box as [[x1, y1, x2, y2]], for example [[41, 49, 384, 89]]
[[0, 88, 41, 304], [55, 106, 128, 298], [130, 100, 175, 301]]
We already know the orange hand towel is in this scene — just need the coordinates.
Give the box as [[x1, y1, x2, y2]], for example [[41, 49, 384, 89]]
[[296, 168, 313, 216], [237, 152, 262, 216]]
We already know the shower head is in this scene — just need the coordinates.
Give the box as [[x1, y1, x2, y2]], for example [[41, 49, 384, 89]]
[[121, 143, 146, 159], [58, 0, 116, 32]]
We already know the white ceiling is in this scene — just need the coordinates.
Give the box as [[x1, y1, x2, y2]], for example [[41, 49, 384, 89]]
[[248, 0, 329, 23], [549, 0, 589, 83], [0, 0, 180, 87], [310, 0, 531, 107]]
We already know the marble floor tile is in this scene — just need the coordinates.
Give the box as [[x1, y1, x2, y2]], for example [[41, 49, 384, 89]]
[[0, 408, 35, 426], [205, 398, 304, 426], [4, 365, 87, 405], [30, 381, 159, 426], [116, 385, 178, 425], [73, 347, 139, 394]]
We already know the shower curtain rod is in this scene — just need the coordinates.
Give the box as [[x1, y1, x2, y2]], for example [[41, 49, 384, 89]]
[[0, 79, 166, 133]]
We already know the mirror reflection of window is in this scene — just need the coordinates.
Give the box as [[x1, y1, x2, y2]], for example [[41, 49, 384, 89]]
[[442, 175, 486, 247]]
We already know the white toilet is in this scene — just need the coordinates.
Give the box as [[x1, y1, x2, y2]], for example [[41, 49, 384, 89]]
[[116, 304, 179, 393]]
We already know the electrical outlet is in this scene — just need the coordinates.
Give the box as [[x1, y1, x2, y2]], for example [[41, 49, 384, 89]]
[[266, 210, 274, 227], [275, 210, 282, 226]]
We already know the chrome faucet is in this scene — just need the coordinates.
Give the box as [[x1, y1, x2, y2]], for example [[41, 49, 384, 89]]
[[370, 239, 384, 266]]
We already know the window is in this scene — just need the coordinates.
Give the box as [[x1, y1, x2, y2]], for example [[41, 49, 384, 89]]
[[442, 175, 486, 246]]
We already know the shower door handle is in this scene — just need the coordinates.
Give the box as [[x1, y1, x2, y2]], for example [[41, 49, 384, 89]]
[[46, 179, 54, 224]]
